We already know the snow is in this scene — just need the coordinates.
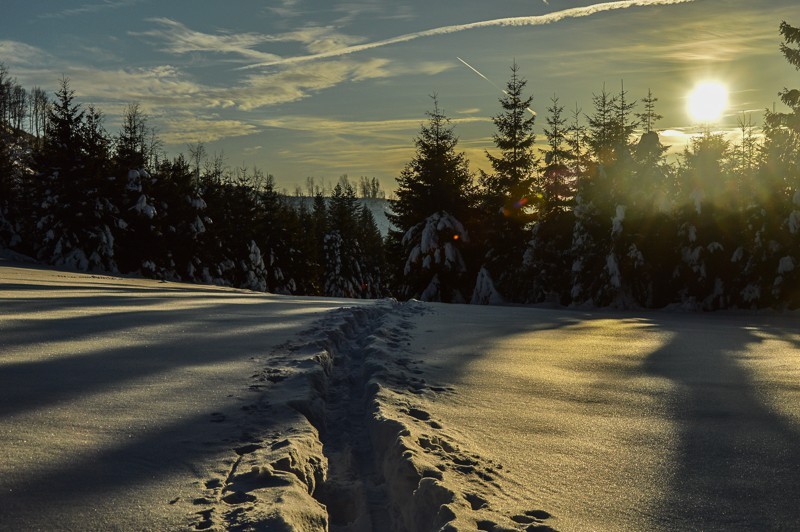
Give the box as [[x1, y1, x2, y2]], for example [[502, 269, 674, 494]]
[[606, 253, 621, 288], [470, 267, 504, 305], [611, 204, 626, 236], [691, 189, 703, 214], [778, 255, 795, 274], [189, 196, 207, 210], [4, 260, 800, 531], [131, 194, 156, 219], [788, 210, 800, 235], [190, 215, 206, 234], [627, 244, 644, 268], [741, 283, 761, 303]]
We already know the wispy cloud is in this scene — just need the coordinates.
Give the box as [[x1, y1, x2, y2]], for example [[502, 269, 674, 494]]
[[131, 18, 283, 63], [160, 114, 260, 144], [266, 0, 304, 18], [0, 41, 50, 66], [244, 0, 696, 69], [65, 65, 204, 111], [39, 0, 145, 19], [331, 2, 416, 25], [132, 18, 370, 63]]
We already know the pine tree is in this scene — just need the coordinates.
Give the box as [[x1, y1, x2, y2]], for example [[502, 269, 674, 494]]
[[146, 154, 209, 281], [257, 173, 297, 294], [481, 63, 538, 217], [540, 95, 574, 216], [324, 182, 364, 297], [524, 95, 576, 304], [389, 96, 474, 231], [31, 78, 117, 271], [307, 191, 328, 293], [388, 96, 475, 302], [632, 89, 669, 210], [672, 133, 737, 308], [356, 204, 386, 298], [749, 21, 800, 308], [0, 123, 20, 249], [476, 63, 538, 303]]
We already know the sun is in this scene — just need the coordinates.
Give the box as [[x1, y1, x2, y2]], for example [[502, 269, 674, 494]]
[[687, 81, 729, 123]]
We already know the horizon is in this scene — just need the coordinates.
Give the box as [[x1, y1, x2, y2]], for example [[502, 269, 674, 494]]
[[3, 0, 799, 193]]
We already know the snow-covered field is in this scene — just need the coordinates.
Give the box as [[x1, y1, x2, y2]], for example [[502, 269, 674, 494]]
[[1, 260, 544, 531], [3, 260, 800, 531]]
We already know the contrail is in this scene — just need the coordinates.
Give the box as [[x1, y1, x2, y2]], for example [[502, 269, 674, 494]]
[[242, 0, 694, 69], [457, 57, 503, 91], [457, 57, 536, 117]]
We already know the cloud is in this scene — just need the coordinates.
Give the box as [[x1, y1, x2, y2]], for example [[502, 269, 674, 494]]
[[263, 114, 496, 184], [331, 2, 416, 25], [131, 18, 283, 63], [244, 0, 696, 69], [160, 114, 260, 144], [232, 59, 385, 110], [132, 18, 374, 64], [65, 65, 204, 111], [266, 0, 303, 18], [39, 0, 145, 19], [257, 115, 488, 137], [0, 41, 51, 66], [220, 58, 453, 111], [275, 26, 367, 55]]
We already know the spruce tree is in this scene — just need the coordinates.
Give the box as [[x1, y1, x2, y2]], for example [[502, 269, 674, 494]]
[[257, 173, 297, 294], [32, 78, 117, 271], [357, 204, 386, 298], [475, 63, 538, 303], [525, 95, 575, 304], [113, 103, 161, 274], [324, 182, 363, 298], [388, 96, 475, 302], [540, 95, 574, 216]]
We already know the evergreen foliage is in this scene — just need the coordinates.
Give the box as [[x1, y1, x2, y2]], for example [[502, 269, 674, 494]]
[[475, 63, 539, 303], [388, 96, 475, 302]]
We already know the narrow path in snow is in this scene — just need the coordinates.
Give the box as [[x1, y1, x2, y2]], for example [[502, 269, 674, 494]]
[[314, 307, 392, 530]]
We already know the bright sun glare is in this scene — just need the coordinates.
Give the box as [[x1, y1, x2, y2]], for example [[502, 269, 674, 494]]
[[687, 81, 729, 123]]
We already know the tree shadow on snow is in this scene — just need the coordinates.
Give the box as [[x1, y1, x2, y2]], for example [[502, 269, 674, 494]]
[[641, 313, 800, 530]]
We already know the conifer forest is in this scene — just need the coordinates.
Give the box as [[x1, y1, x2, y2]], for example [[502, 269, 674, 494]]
[[2, 22, 800, 310]]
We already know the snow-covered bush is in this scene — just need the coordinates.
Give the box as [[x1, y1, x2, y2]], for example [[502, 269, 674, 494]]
[[400, 211, 469, 303]]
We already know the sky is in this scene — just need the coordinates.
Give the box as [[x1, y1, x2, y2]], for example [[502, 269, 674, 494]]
[[2, 0, 800, 193]]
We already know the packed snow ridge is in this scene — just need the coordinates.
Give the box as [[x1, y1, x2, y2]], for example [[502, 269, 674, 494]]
[[191, 299, 554, 531]]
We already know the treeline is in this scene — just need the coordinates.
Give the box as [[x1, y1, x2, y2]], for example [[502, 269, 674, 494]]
[[0, 75, 386, 297], [1, 21, 799, 309]]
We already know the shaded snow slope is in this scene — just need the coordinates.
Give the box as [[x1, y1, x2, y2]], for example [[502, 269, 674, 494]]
[[0, 261, 550, 531], [0, 262, 362, 530]]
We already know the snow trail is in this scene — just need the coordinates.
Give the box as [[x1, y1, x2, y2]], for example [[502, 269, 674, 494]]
[[191, 299, 556, 531]]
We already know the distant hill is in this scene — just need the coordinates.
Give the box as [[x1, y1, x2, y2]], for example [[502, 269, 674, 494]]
[[283, 196, 394, 237]]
